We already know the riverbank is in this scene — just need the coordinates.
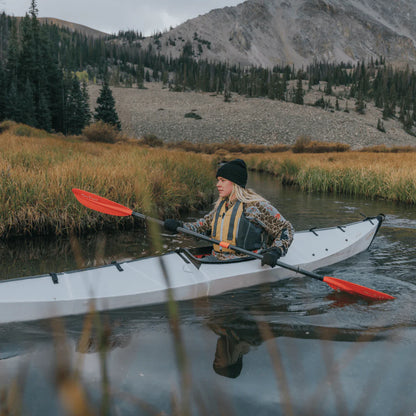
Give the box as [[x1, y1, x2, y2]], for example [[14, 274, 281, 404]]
[[243, 152, 416, 205], [1, 123, 415, 239]]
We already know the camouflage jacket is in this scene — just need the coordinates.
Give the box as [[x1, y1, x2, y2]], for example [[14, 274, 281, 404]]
[[183, 199, 294, 260]]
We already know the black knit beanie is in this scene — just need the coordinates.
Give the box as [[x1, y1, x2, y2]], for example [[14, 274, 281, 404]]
[[216, 159, 248, 188]]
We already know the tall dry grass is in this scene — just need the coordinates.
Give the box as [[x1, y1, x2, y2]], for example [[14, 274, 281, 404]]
[[2, 121, 416, 238], [244, 152, 416, 204], [0, 128, 215, 239]]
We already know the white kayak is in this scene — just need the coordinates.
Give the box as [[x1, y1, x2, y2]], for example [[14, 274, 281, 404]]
[[0, 216, 384, 324]]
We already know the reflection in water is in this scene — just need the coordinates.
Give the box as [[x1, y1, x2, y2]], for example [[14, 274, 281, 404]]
[[0, 289, 415, 416], [208, 313, 388, 379]]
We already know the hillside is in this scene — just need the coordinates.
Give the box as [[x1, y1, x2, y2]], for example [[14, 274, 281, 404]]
[[137, 0, 416, 68], [88, 82, 416, 149], [38, 17, 109, 38]]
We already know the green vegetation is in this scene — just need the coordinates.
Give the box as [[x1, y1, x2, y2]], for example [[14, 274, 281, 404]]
[[94, 82, 121, 130]]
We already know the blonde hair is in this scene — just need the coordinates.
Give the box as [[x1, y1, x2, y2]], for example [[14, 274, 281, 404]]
[[214, 183, 265, 209]]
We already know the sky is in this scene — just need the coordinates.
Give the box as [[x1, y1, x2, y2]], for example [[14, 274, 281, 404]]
[[1, 0, 243, 36]]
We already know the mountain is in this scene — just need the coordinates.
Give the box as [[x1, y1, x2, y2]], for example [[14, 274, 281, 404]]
[[38, 17, 109, 38], [138, 0, 416, 68]]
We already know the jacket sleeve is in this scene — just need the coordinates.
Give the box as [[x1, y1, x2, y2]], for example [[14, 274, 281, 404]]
[[182, 208, 216, 236], [245, 201, 294, 255]]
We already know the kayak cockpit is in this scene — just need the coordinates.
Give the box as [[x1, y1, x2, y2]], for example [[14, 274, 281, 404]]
[[175, 246, 258, 269]]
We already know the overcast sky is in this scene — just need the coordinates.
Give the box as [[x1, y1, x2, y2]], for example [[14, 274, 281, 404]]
[[1, 0, 243, 35]]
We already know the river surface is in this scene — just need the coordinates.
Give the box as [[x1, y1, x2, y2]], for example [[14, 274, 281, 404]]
[[0, 172, 415, 415]]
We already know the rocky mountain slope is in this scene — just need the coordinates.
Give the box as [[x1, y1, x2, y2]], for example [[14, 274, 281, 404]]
[[138, 0, 416, 68], [88, 82, 416, 149]]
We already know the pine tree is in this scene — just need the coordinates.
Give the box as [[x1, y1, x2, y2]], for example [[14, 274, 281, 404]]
[[5, 21, 19, 85], [37, 92, 52, 131], [377, 118, 386, 133], [0, 65, 6, 120], [94, 81, 121, 130], [355, 90, 365, 114], [293, 71, 304, 105], [224, 69, 231, 102], [5, 81, 20, 121], [65, 75, 91, 134], [325, 79, 332, 95], [20, 78, 36, 125], [335, 98, 340, 111]]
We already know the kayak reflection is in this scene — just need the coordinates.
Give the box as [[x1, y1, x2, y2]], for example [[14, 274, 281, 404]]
[[207, 314, 388, 379], [0, 301, 389, 365]]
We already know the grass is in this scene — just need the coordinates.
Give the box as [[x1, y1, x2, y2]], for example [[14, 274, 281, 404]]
[[2, 121, 416, 239], [0, 126, 215, 239], [243, 152, 416, 204]]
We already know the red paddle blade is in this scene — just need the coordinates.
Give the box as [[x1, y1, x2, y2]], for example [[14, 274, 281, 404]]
[[72, 188, 133, 217], [323, 276, 394, 300]]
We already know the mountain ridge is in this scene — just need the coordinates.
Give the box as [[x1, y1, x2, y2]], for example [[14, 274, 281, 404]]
[[136, 0, 416, 68], [32, 0, 416, 69]]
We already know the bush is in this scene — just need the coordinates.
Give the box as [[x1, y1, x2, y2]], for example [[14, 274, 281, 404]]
[[138, 134, 164, 147], [82, 121, 121, 143], [184, 112, 202, 120], [359, 145, 416, 153], [0, 120, 17, 133], [292, 136, 350, 153], [292, 136, 312, 153]]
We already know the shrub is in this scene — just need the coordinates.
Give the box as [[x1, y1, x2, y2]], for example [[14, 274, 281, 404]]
[[184, 112, 202, 120], [0, 120, 17, 133], [292, 136, 312, 153], [292, 136, 350, 153], [138, 134, 164, 147], [359, 145, 416, 153], [82, 121, 120, 143]]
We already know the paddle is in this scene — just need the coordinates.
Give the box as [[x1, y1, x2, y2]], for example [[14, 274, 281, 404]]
[[72, 188, 395, 301]]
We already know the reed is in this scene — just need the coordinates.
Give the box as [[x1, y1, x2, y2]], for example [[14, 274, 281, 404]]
[[244, 152, 416, 204], [0, 129, 215, 239]]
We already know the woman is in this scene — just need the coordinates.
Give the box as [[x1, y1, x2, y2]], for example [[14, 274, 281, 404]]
[[164, 159, 294, 267]]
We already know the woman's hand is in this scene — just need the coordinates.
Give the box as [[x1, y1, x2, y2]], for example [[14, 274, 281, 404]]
[[164, 219, 182, 233], [260, 247, 282, 268]]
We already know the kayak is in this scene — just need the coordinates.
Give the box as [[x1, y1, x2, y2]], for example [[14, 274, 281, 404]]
[[0, 216, 383, 324]]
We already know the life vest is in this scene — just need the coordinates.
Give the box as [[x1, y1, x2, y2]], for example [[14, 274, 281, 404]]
[[211, 200, 265, 253]]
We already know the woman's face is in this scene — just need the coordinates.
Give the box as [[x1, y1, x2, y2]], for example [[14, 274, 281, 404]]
[[216, 177, 234, 198]]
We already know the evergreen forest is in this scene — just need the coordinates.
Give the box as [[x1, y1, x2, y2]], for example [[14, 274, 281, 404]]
[[1, 1, 416, 136]]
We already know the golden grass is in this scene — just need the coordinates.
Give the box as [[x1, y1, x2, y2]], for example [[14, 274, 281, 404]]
[[243, 152, 416, 204], [2, 121, 416, 238], [0, 130, 215, 239]]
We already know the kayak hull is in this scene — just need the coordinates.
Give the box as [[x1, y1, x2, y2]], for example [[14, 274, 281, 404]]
[[0, 216, 383, 324]]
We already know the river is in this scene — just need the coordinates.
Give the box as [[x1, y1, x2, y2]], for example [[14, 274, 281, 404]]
[[0, 172, 415, 415]]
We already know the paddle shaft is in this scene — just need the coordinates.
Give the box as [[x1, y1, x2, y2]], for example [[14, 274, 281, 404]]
[[132, 210, 324, 282]]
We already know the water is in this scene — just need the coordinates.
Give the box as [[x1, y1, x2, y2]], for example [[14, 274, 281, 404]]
[[0, 173, 415, 415]]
